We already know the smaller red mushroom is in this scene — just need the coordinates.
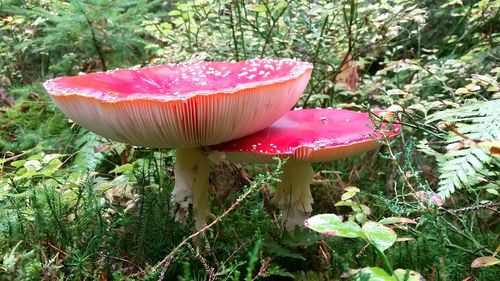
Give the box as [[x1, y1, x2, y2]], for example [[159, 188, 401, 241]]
[[209, 108, 400, 230]]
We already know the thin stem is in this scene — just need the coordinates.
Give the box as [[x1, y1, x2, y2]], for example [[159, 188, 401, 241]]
[[79, 6, 107, 71], [229, 2, 239, 60], [148, 170, 277, 278], [235, 0, 246, 57], [375, 248, 396, 277], [260, 2, 287, 57]]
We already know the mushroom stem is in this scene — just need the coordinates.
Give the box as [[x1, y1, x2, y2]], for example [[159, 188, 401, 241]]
[[171, 147, 210, 230], [272, 159, 314, 230]]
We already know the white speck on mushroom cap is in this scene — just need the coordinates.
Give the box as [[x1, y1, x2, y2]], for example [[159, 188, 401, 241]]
[[44, 58, 312, 102]]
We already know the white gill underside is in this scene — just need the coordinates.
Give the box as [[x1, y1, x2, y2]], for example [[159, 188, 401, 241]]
[[171, 147, 210, 230], [50, 71, 310, 148], [272, 160, 314, 230]]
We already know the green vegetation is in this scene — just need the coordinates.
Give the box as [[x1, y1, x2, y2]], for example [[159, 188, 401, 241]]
[[1, 0, 498, 280]]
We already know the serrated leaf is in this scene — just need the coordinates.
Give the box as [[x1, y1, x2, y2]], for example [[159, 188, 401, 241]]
[[72, 132, 106, 174], [362, 221, 397, 252], [305, 214, 363, 238]]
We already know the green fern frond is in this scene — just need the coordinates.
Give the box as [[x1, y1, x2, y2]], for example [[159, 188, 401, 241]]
[[72, 131, 107, 174], [428, 99, 500, 141], [436, 146, 491, 198], [423, 99, 499, 199]]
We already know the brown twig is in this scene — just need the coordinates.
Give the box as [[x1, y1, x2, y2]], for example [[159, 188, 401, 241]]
[[147, 171, 277, 279], [1, 152, 26, 163]]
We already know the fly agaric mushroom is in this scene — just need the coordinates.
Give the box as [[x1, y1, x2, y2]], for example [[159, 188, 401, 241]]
[[43, 59, 313, 229], [209, 108, 400, 230]]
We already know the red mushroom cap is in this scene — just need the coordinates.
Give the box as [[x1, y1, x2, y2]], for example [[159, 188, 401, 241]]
[[43, 59, 313, 148], [210, 108, 401, 163]]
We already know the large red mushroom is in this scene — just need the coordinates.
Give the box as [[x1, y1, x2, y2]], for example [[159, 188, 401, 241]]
[[43, 58, 313, 229], [210, 108, 400, 229]]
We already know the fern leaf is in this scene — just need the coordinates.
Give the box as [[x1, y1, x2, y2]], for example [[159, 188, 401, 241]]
[[72, 131, 107, 174], [424, 100, 498, 199]]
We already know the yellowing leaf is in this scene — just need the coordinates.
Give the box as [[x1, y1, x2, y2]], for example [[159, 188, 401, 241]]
[[471, 256, 500, 268], [486, 189, 499, 195], [393, 269, 423, 281], [396, 237, 414, 242], [455, 87, 469, 95], [477, 141, 500, 157], [465, 83, 480, 92], [341, 186, 360, 201], [379, 217, 417, 225], [490, 144, 500, 157]]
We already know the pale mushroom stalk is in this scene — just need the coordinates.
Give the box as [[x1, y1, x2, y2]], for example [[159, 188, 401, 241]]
[[273, 160, 314, 230], [171, 147, 210, 230]]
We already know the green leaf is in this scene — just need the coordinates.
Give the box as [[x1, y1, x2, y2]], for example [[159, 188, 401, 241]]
[[335, 200, 355, 207], [109, 163, 134, 174], [10, 160, 26, 168], [249, 4, 266, 13], [305, 214, 363, 238], [393, 269, 423, 281], [350, 267, 396, 281], [275, 1, 288, 10], [362, 221, 397, 252], [168, 10, 182, 16]]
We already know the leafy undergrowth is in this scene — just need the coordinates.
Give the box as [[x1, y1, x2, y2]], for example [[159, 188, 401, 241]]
[[1, 0, 499, 280]]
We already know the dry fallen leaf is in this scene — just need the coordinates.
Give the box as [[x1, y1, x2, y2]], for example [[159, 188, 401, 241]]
[[336, 54, 358, 92], [471, 256, 500, 268], [0, 87, 15, 107]]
